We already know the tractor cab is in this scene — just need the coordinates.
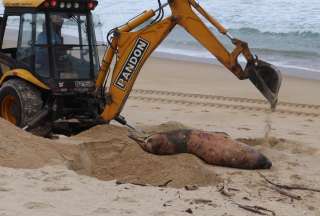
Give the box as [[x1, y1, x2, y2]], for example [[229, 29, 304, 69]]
[[0, 0, 105, 135], [0, 0, 100, 93]]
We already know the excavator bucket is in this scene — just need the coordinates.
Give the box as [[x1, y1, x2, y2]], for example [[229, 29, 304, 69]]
[[245, 60, 282, 110]]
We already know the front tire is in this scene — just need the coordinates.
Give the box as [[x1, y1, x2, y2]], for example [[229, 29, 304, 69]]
[[0, 79, 43, 127]]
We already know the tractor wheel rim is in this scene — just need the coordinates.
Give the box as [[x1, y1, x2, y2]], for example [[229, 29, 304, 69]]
[[0, 95, 17, 125]]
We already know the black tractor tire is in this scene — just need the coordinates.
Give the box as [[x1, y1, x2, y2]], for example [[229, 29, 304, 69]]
[[0, 79, 43, 128]]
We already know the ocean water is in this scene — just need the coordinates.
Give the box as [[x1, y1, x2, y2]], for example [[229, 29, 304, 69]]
[[94, 0, 320, 79], [1, 0, 320, 78]]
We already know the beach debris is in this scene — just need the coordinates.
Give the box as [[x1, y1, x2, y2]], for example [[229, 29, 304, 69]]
[[115, 180, 126, 185], [131, 129, 272, 170], [233, 202, 276, 216], [115, 180, 148, 187], [42, 186, 72, 192], [193, 199, 212, 205], [158, 179, 173, 187], [217, 180, 239, 197], [0, 187, 13, 192], [185, 208, 193, 214], [258, 172, 320, 201], [184, 185, 199, 191], [116, 179, 173, 188], [269, 185, 302, 201], [242, 197, 251, 201], [163, 200, 173, 207], [258, 172, 320, 193]]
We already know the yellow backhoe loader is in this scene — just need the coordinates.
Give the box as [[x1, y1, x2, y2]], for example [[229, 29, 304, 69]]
[[0, 0, 282, 135]]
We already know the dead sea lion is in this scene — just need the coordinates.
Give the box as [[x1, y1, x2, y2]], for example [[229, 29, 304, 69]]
[[135, 130, 272, 170]]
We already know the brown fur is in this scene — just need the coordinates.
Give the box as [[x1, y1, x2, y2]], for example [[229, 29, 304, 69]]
[[138, 130, 271, 170]]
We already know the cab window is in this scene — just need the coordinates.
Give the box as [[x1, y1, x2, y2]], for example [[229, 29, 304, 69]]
[[50, 13, 91, 80], [34, 14, 50, 77], [16, 14, 33, 68], [14, 13, 50, 77], [2, 15, 20, 52]]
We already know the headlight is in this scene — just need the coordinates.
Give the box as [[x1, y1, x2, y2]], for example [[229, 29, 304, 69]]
[[60, 2, 65, 8], [66, 2, 72, 9]]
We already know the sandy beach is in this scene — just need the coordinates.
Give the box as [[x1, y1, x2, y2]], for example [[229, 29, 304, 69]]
[[0, 56, 320, 216]]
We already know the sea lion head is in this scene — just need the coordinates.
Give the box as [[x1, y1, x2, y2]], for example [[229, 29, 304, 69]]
[[255, 154, 272, 169], [239, 146, 273, 170], [145, 134, 169, 154]]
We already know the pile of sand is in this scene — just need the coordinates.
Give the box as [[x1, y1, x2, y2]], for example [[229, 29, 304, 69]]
[[71, 122, 220, 188], [0, 119, 78, 168], [0, 119, 220, 188]]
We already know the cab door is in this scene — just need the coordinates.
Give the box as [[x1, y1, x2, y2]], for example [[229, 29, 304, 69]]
[[0, 14, 20, 76], [16, 13, 50, 78]]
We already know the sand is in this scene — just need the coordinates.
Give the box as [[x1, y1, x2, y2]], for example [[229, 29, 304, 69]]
[[71, 123, 220, 187], [0, 119, 220, 188], [0, 57, 320, 215], [0, 119, 71, 169]]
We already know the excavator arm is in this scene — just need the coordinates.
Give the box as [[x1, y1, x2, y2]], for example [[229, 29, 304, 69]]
[[96, 0, 282, 122]]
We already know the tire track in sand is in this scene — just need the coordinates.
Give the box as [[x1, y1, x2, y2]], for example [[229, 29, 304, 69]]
[[130, 89, 320, 117]]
